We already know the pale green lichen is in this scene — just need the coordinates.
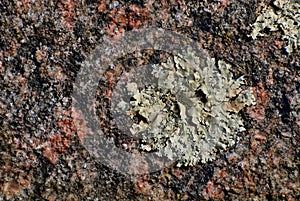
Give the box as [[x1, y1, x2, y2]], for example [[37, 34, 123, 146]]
[[115, 53, 256, 167], [250, 0, 300, 53]]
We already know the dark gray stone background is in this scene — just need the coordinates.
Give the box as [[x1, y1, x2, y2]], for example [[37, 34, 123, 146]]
[[0, 0, 299, 200]]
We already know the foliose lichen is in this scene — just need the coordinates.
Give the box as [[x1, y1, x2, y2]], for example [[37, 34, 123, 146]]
[[113, 52, 256, 167], [250, 0, 300, 53]]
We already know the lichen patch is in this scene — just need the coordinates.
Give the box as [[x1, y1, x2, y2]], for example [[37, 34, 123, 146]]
[[250, 0, 300, 53], [112, 54, 256, 167]]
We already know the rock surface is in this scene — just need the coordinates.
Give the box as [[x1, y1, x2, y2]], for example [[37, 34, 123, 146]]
[[0, 0, 299, 200]]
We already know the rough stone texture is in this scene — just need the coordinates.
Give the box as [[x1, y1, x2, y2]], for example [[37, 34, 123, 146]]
[[0, 0, 299, 200]]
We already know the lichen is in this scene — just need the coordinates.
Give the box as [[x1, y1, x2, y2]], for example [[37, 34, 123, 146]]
[[112, 53, 256, 167], [250, 0, 300, 53]]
